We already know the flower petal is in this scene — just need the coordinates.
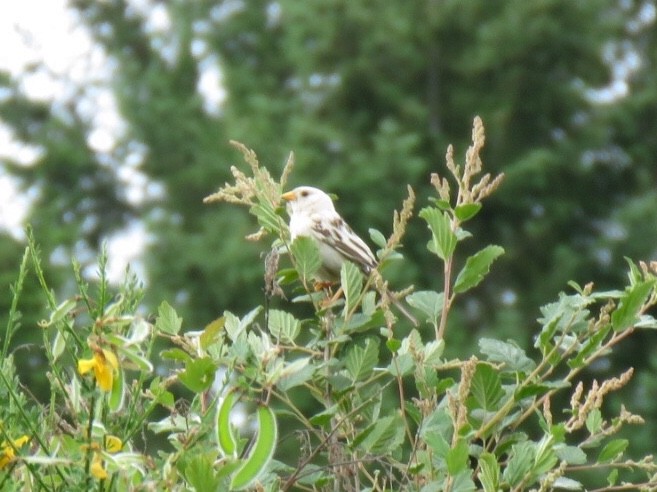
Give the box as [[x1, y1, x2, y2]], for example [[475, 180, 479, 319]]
[[13, 436, 29, 448], [91, 455, 108, 480], [104, 435, 122, 453], [102, 350, 119, 370], [94, 362, 114, 392], [77, 357, 97, 376]]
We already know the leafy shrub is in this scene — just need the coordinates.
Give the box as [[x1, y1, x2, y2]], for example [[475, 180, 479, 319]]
[[2, 118, 656, 491]]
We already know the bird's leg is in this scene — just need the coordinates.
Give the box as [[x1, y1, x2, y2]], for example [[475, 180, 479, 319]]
[[313, 280, 334, 292], [313, 282, 344, 308], [324, 286, 344, 307]]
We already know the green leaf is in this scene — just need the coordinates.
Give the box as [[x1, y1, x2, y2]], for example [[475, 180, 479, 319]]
[[406, 290, 444, 325], [178, 357, 217, 393], [420, 407, 454, 439], [536, 313, 561, 355], [225, 307, 262, 342], [108, 365, 125, 412], [503, 441, 535, 487], [290, 236, 321, 284], [156, 301, 182, 335], [446, 439, 469, 475], [454, 203, 482, 221], [636, 314, 657, 329], [309, 405, 338, 427], [268, 309, 300, 343], [224, 311, 243, 341], [422, 428, 450, 459], [47, 298, 77, 327], [419, 207, 457, 260], [51, 330, 66, 361], [129, 318, 151, 344], [148, 414, 187, 434], [276, 267, 299, 284], [149, 377, 175, 408], [368, 228, 387, 249], [479, 338, 535, 372], [250, 201, 282, 233], [625, 256, 644, 284], [455, 228, 473, 241], [536, 293, 594, 354], [551, 423, 566, 443], [277, 357, 315, 391], [567, 324, 611, 369], [160, 348, 191, 363], [514, 380, 569, 401], [552, 477, 583, 490], [21, 456, 72, 466], [345, 338, 379, 382], [388, 352, 414, 376], [607, 468, 619, 487], [421, 407, 453, 445], [585, 408, 602, 434], [436, 377, 456, 395], [361, 290, 377, 315], [182, 452, 223, 492], [450, 471, 477, 492], [230, 404, 277, 490], [555, 445, 587, 465], [431, 198, 452, 210], [469, 363, 504, 412], [424, 339, 445, 365], [200, 317, 225, 350], [478, 452, 500, 492], [453, 245, 504, 294], [357, 415, 405, 455], [386, 338, 402, 353], [341, 261, 364, 314], [533, 436, 558, 477], [597, 439, 628, 463], [216, 391, 238, 457], [611, 281, 654, 331], [340, 310, 386, 334], [119, 345, 154, 373]]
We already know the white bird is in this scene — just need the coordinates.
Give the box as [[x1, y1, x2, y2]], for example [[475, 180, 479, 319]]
[[281, 186, 418, 326]]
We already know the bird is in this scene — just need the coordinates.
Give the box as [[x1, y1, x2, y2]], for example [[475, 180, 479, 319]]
[[281, 186, 418, 326]]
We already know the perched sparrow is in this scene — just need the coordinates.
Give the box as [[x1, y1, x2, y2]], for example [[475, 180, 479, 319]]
[[281, 186, 418, 326]]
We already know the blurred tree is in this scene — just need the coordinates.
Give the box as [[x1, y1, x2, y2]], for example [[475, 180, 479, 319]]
[[0, 70, 133, 367], [187, 0, 654, 340]]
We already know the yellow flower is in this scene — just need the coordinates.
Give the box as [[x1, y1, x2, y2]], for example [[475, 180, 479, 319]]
[[104, 435, 122, 453], [86, 435, 122, 480], [90, 454, 108, 480], [0, 435, 29, 469], [78, 348, 119, 392]]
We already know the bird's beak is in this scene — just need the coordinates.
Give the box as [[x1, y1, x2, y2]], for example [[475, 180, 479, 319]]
[[281, 191, 296, 202]]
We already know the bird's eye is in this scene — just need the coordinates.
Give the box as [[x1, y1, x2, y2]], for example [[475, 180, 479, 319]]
[[300, 190, 309, 197]]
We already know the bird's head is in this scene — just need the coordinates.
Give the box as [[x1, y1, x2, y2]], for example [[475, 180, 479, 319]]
[[281, 186, 336, 217]]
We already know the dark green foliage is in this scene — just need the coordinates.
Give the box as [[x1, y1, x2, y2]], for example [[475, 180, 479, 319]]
[[2, 1, 657, 481]]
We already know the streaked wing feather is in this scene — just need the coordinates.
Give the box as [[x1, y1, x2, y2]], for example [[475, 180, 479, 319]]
[[311, 215, 377, 273]]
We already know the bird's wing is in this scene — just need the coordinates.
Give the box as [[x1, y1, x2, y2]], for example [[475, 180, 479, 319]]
[[311, 214, 377, 273]]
